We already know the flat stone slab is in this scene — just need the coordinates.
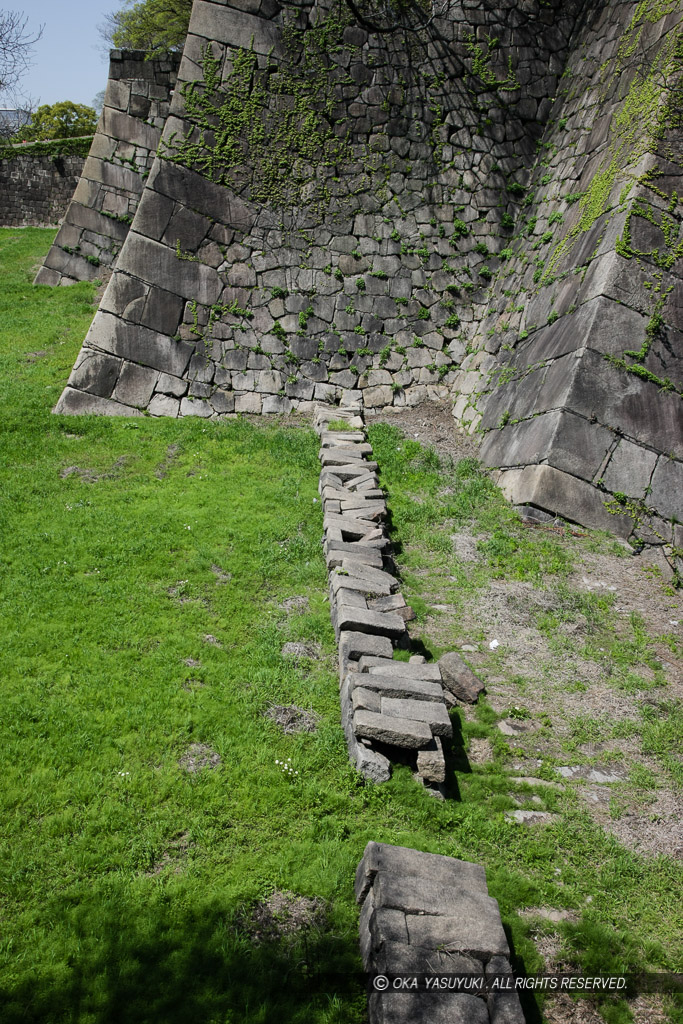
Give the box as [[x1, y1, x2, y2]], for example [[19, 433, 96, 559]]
[[336, 606, 407, 638], [340, 560, 400, 590], [339, 630, 393, 666], [349, 672, 444, 702], [370, 991, 489, 1024], [326, 546, 384, 570], [330, 573, 393, 598], [356, 842, 487, 901], [364, 660, 442, 681], [354, 710, 433, 748], [324, 512, 383, 536], [381, 697, 452, 738]]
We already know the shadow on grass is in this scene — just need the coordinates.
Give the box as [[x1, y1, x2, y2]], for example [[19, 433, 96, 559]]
[[1, 900, 364, 1024]]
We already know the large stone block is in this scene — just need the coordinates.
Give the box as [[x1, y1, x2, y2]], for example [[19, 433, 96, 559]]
[[84, 311, 195, 377], [481, 409, 614, 483], [68, 350, 122, 398], [648, 457, 683, 521], [113, 361, 159, 407], [496, 464, 633, 537], [115, 233, 223, 305], [54, 388, 142, 417]]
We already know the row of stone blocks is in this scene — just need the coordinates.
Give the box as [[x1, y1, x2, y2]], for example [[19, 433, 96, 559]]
[[314, 404, 484, 790], [357, 842, 525, 1023]]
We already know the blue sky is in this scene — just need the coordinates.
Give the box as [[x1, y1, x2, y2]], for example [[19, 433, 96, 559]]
[[13, 0, 117, 108]]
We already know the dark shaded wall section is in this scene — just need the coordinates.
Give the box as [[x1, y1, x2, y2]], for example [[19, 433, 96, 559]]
[[0, 153, 85, 227]]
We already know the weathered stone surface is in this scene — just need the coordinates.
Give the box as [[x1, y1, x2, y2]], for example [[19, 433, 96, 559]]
[[369, 991, 489, 1024], [648, 457, 683, 521], [353, 709, 433, 748], [113, 361, 158, 407], [54, 387, 142, 417], [68, 350, 122, 397], [380, 697, 452, 737], [339, 630, 393, 666], [349, 672, 444, 702], [356, 843, 487, 902], [438, 652, 485, 704], [363, 659, 441, 681], [335, 606, 406, 638], [416, 737, 446, 783], [496, 465, 633, 537]]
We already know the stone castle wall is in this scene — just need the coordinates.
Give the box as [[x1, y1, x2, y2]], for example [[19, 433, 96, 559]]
[[34, 50, 180, 286], [449, 0, 683, 544], [0, 151, 85, 227], [56, 0, 586, 418], [53, 0, 683, 545]]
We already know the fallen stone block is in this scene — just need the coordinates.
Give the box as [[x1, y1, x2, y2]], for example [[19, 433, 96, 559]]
[[323, 461, 379, 478], [340, 560, 399, 591], [326, 546, 384, 570], [368, 990, 489, 1024], [340, 673, 391, 782], [330, 572, 393, 598], [351, 686, 382, 713], [336, 606, 407, 639], [333, 588, 368, 609], [322, 486, 384, 502], [323, 512, 383, 536], [339, 631, 393, 674], [354, 709, 433, 748], [380, 697, 452, 738], [320, 447, 372, 466], [361, 658, 442, 681], [417, 737, 446, 783], [349, 672, 444, 702], [338, 502, 386, 521], [355, 842, 487, 903], [320, 431, 367, 446], [367, 594, 406, 612], [438, 651, 486, 703], [405, 903, 509, 958]]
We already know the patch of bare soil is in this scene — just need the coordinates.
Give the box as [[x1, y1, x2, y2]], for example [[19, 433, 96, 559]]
[[281, 641, 320, 662], [279, 596, 310, 614], [155, 442, 181, 479], [543, 993, 615, 1024], [244, 890, 326, 944], [366, 400, 480, 464], [264, 703, 319, 734], [179, 743, 221, 772], [411, 513, 682, 858], [467, 738, 494, 765], [203, 633, 222, 647], [599, 789, 683, 860], [145, 831, 192, 876], [60, 455, 128, 483], [211, 563, 231, 584]]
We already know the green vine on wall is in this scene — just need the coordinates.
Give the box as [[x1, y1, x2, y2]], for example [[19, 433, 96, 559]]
[[162, 11, 355, 212]]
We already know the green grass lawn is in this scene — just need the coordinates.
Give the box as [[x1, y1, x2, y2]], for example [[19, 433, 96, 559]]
[[0, 229, 681, 1024]]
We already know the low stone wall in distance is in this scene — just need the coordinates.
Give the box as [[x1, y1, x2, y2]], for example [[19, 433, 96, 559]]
[[0, 151, 86, 227]]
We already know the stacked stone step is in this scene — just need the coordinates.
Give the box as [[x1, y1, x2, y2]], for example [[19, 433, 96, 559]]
[[315, 404, 461, 789], [356, 842, 525, 1024]]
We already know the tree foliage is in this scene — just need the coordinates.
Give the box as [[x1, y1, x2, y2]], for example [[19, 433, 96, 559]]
[[18, 101, 98, 141], [100, 0, 193, 54]]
